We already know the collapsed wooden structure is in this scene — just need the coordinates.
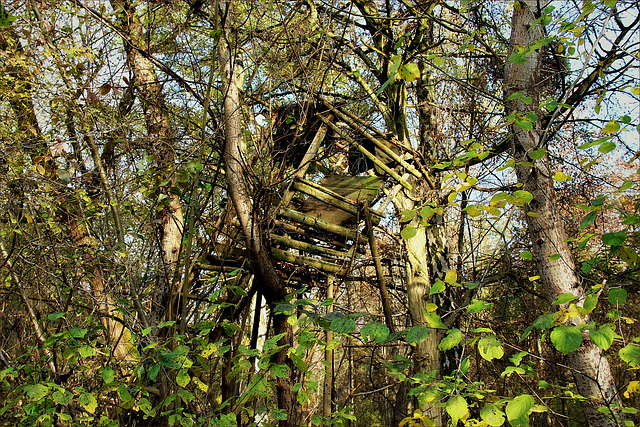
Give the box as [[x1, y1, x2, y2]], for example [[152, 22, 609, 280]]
[[205, 101, 424, 285]]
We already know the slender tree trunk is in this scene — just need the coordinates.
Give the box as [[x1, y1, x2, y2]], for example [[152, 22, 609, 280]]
[[323, 276, 334, 418], [111, 0, 184, 332], [506, 2, 622, 425], [218, 4, 297, 425]]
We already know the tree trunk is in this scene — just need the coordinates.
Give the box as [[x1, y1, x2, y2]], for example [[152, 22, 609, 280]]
[[218, 3, 297, 425], [506, 2, 622, 425], [111, 0, 184, 332]]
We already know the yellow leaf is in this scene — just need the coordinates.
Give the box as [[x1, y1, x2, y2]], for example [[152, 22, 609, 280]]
[[529, 275, 540, 281], [624, 381, 639, 398], [554, 171, 570, 182], [445, 270, 458, 284]]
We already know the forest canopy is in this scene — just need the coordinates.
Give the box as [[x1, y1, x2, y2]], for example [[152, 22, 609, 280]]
[[0, 1, 639, 426]]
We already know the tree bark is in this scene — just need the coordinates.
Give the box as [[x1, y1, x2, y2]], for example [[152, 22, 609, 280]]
[[111, 0, 184, 332], [506, 2, 622, 425], [218, 3, 297, 425]]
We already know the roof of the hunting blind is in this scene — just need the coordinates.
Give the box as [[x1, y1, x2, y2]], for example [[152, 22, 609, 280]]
[[203, 102, 423, 282]]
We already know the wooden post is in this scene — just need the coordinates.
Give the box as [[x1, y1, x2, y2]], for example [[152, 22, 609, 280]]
[[323, 276, 334, 418], [364, 203, 395, 332]]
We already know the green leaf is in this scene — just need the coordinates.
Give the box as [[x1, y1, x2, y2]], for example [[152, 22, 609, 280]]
[[78, 345, 96, 358], [601, 120, 620, 134], [271, 364, 290, 379], [619, 344, 640, 367], [419, 206, 435, 219], [619, 180, 633, 191], [424, 312, 446, 329], [297, 389, 309, 405], [580, 211, 597, 230], [608, 288, 627, 306], [47, 312, 65, 321], [552, 293, 575, 305], [478, 336, 504, 361], [513, 190, 533, 203], [553, 171, 570, 182], [177, 389, 195, 403], [446, 395, 469, 427], [361, 322, 390, 344], [439, 328, 462, 351], [401, 226, 417, 240], [176, 369, 190, 387], [508, 53, 527, 65], [406, 325, 430, 345], [430, 280, 445, 295], [602, 231, 626, 246], [508, 92, 533, 105], [52, 390, 73, 406], [467, 299, 493, 313], [148, 363, 160, 381], [583, 294, 598, 313], [506, 395, 534, 427], [117, 385, 133, 403], [102, 367, 115, 384], [515, 119, 533, 131], [520, 251, 533, 260], [481, 403, 506, 427], [510, 352, 528, 366], [578, 136, 611, 150], [56, 169, 72, 183], [530, 148, 545, 159], [69, 328, 88, 338], [589, 326, 614, 350], [433, 56, 445, 67], [330, 316, 356, 334], [79, 392, 97, 414], [532, 312, 554, 330], [26, 384, 50, 401], [157, 320, 176, 329], [599, 141, 616, 153], [618, 246, 637, 265], [274, 303, 294, 314], [376, 55, 402, 96], [399, 63, 420, 82], [550, 326, 582, 354]]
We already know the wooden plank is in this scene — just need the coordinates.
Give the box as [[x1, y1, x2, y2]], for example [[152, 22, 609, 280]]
[[271, 248, 348, 275], [270, 234, 350, 259], [295, 177, 384, 225], [278, 207, 368, 244]]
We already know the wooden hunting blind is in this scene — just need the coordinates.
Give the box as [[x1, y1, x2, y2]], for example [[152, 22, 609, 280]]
[[206, 102, 423, 283]]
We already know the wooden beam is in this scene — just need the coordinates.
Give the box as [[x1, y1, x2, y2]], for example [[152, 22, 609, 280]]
[[318, 116, 413, 190], [271, 248, 348, 275], [328, 107, 422, 178], [278, 207, 368, 244], [270, 234, 350, 259]]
